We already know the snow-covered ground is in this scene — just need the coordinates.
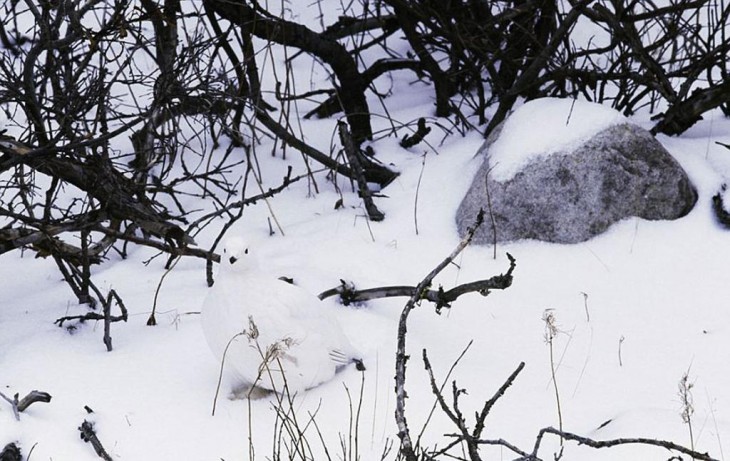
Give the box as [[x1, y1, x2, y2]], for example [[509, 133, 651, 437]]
[[2, 103, 729, 460], [2, 5, 730, 461]]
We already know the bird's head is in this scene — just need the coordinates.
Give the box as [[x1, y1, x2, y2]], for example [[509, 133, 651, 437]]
[[221, 237, 258, 272]]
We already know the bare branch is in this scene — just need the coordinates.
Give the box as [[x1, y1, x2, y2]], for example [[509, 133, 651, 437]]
[[0, 389, 52, 421], [79, 420, 114, 461], [17, 391, 52, 413], [395, 209, 488, 461], [522, 427, 720, 461], [318, 256, 515, 311], [338, 121, 385, 222]]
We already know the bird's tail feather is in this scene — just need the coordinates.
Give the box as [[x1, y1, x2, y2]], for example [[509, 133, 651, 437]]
[[330, 349, 366, 371]]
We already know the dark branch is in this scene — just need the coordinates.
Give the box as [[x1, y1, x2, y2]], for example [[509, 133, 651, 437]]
[[400, 118, 432, 149], [652, 80, 730, 135], [524, 427, 720, 461], [337, 121, 385, 222], [473, 362, 525, 438], [79, 420, 114, 461], [204, 0, 373, 142], [319, 253, 516, 311], [395, 209, 488, 461], [0, 443, 22, 461], [0, 148, 192, 247], [0, 389, 51, 421]]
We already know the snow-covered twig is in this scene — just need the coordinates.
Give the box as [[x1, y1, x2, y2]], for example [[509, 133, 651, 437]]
[[711, 185, 730, 228]]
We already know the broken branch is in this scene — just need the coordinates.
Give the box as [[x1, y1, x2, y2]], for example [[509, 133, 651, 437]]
[[79, 420, 114, 461], [0, 390, 52, 421]]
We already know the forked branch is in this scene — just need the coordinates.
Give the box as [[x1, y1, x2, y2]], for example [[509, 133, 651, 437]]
[[0, 389, 52, 421], [395, 209, 516, 461]]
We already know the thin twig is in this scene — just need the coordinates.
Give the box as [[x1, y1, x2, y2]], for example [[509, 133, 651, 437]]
[[543, 309, 564, 444], [484, 166, 498, 259], [416, 341, 474, 449], [525, 427, 720, 461], [148, 255, 182, 326], [0, 391, 20, 421], [338, 121, 385, 222], [212, 331, 247, 416], [413, 153, 426, 235], [473, 362, 525, 438]]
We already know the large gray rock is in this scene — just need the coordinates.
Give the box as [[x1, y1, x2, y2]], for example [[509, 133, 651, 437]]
[[456, 123, 697, 244]]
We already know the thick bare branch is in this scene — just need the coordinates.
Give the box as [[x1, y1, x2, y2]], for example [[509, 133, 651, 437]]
[[0, 389, 51, 421], [318, 254, 515, 311], [0, 149, 192, 248], [652, 80, 730, 135], [203, 0, 373, 142]]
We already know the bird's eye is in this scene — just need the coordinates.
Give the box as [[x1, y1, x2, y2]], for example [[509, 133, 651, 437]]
[[244, 248, 249, 254], [229, 256, 238, 265]]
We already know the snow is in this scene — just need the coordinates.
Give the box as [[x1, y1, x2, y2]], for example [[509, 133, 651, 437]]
[[3, 107, 729, 459], [1, 8, 730, 461], [488, 97, 628, 181]]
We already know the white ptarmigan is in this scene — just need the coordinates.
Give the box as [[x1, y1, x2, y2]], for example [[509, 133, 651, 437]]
[[202, 237, 363, 396]]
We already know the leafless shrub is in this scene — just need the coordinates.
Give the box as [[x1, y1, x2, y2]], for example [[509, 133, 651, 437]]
[[1, 0, 727, 341]]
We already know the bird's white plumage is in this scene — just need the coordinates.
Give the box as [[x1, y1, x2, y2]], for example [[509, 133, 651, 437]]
[[202, 237, 360, 394]]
